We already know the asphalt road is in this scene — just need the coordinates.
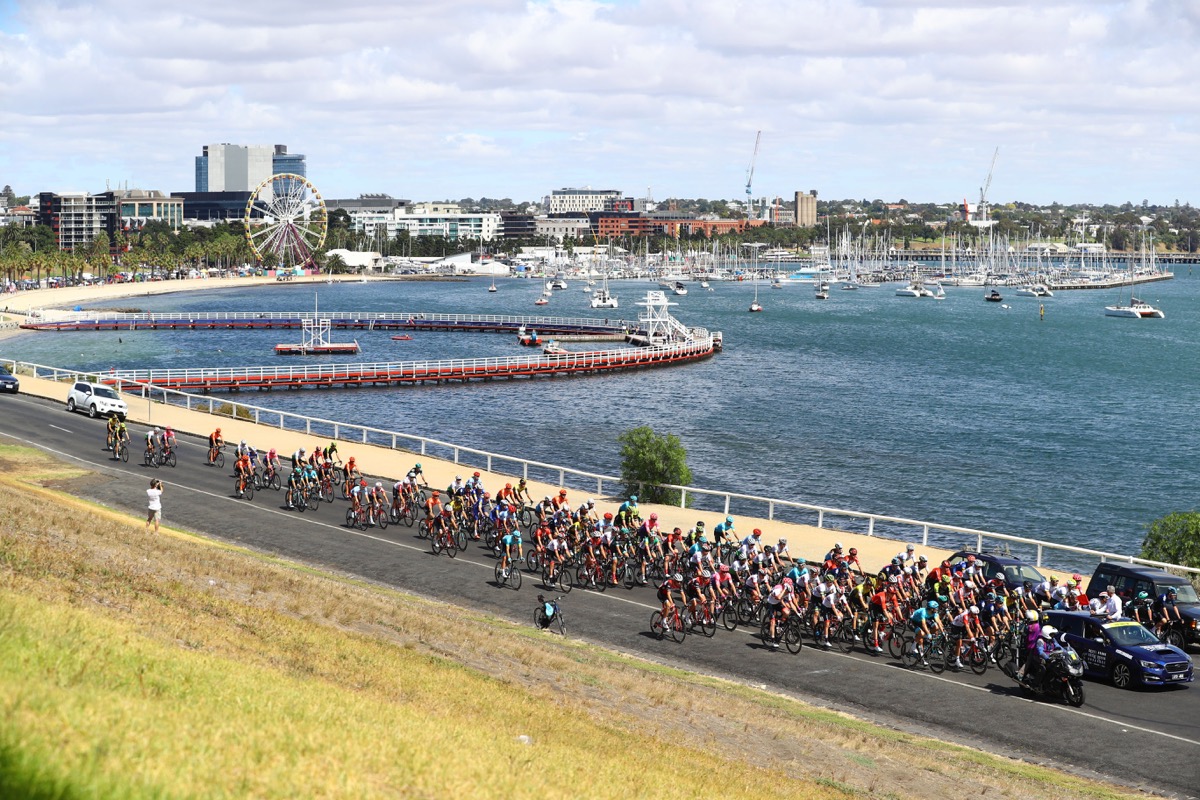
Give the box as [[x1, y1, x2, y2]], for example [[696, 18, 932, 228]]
[[3, 391, 1198, 799]]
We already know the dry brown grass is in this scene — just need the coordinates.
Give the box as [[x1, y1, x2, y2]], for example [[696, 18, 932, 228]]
[[0, 444, 1148, 800]]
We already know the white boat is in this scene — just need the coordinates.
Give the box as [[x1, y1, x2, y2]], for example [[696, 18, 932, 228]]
[[549, 273, 568, 290], [534, 296, 549, 306], [814, 286, 829, 300], [488, 276, 498, 293], [590, 289, 618, 309], [770, 277, 784, 290], [1015, 286, 1038, 297], [673, 281, 688, 296], [931, 282, 946, 300], [699, 280, 711, 290], [1015, 283, 1052, 297], [895, 280, 925, 297], [1105, 298, 1164, 319]]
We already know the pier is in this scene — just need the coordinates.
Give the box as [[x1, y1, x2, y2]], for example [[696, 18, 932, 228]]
[[19, 310, 640, 336]]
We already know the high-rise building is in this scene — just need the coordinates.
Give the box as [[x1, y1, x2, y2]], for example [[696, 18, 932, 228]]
[[794, 190, 818, 227], [548, 187, 622, 214], [37, 191, 118, 251], [195, 143, 300, 192]]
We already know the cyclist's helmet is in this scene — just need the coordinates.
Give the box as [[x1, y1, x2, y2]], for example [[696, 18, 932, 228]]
[[701, 570, 712, 579], [782, 577, 794, 587], [153, 427, 160, 434], [442, 507, 452, 516], [505, 483, 512, 489], [240, 439, 246, 446], [269, 448, 276, 457], [824, 573, 836, 583], [473, 471, 480, 478], [698, 534, 707, 542], [891, 557, 901, 566], [1137, 591, 1149, 600], [849, 547, 858, 556], [432, 490, 440, 497], [630, 495, 638, 502], [719, 564, 730, 573], [764, 545, 775, 554], [969, 605, 980, 615], [483, 492, 491, 498], [1067, 580, 1077, 587], [587, 498, 595, 506], [1168, 587, 1179, 596], [1040, 625, 1058, 640], [752, 528, 762, 537], [918, 555, 928, 563], [215, 427, 222, 434], [778, 538, 787, 546], [985, 592, 996, 600], [926, 600, 939, 610], [672, 572, 682, 582], [559, 489, 567, 496], [544, 495, 551, 502], [299, 447, 305, 454], [360, 479, 368, 487], [696, 520, 705, 528], [649, 513, 658, 521], [375, 481, 383, 488], [455, 475, 461, 481], [603, 512, 613, 520], [795, 558, 806, 566], [414, 462, 422, 469], [725, 515, 733, 524]]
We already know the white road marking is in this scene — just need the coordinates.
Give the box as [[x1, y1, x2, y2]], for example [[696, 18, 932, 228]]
[[48, 424, 72, 433], [3, 414, 1199, 750]]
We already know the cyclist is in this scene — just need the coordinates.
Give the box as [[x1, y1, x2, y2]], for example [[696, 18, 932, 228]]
[[235, 439, 251, 459], [447, 474, 466, 498], [843, 546, 864, 577], [429, 506, 455, 543], [207, 427, 224, 464], [234, 449, 253, 497], [614, 495, 639, 529], [489, 498, 513, 540], [908, 600, 943, 666], [817, 574, 846, 649], [105, 414, 120, 450], [290, 446, 306, 470], [948, 604, 984, 670], [285, 466, 305, 509], [423, 490, 443, 532], [1153, 587, 1183, 635], [263, 447, 280, 479], [545, 531, 572, 586], [774, 537, 792, 565], [657, 570, 685, 622], [712, 516, 735, 549], [1127, 591, 1154, 625], [514, 477, 533, 506], [369, 481, 389, 521], [499, 527, 522, 579], [144, 427, 159, 461], [686, 569, 717, 623], [409, 462, 428, 486], [978, 591, 1009, 637], [550, 488, 570, 513], [822, 541, 844, 563], [577, 497, 598, 525], [867, 579, 902, 653], [349, 478, 368, 521], [495, 482, 517, 508], [635, 523, 663, 584], [638, 512, 661, 542], [711, 563, 736, 609], [465, 471, 484, 495], [763, 576, 801, 650]]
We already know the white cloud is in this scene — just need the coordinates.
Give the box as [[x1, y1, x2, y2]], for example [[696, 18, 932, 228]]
[[0, 0, 1195, 204]]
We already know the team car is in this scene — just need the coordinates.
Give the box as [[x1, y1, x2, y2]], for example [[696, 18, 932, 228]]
[[1043, 610, 1193, 689], [0, 364, 18, 393], [947, 550, 1046, 591], [66, 380, 128, 420]]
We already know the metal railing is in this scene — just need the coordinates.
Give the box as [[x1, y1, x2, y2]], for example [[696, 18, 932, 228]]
[[103, 334, 714, 385], [26, 308, 638, 329], [5, 356, 1197, 579]]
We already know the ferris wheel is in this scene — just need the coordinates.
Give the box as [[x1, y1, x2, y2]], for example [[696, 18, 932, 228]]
[[243, 173, 327, 269]]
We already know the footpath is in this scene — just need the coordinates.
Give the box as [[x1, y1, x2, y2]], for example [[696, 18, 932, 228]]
[[10, 371, 1061, 580]]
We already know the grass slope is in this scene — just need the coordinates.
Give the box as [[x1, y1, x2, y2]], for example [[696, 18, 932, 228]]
[[0, 444, 1143, 799]]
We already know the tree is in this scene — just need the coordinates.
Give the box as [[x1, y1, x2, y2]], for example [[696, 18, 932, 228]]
[[1141, 512, 1200, 572], [617, 426, 692, 506]]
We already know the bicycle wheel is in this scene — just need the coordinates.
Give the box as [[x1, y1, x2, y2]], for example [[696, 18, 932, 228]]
[[215, 451, 225, 469], [445, 535, 458, 559], [698, 610, 716, 638], [376, 510, 389, 530], [525, 550, 541, 575], [165, 450, 177, 468], [144, 450, 156, 468], [650, 611, 665, 639], [901, 637, 921, 669], [403, 505, 416, 528], [243, 481, 255, 502], [518, 505, 533, 528], [555, 566, 572, 594], [321, 484, 335, 504], [268, 472, 280, 491], [510, 566, 523, 590], [118, 443, 129, 462], [835, 618, 857, 654], [720, 602, 740, 632], [668, 612, 687, 643], [931, 641, 951, 674], [340, 481, 351, 501], [784, 620, 804, 654], [574, 565, 590, 590], [295, 492, 307, 513], [994, 642, 1016, 679], [887, 624, 907, 659], [454, 529, 467, 552], [535, 607, 549, 630], [494, 561, 505, 585], [556, 614, 565, 636], [346, 509, 357, 529], [968, 642, 989, 675]]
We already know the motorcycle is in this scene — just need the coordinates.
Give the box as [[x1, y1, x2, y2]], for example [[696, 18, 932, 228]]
[[1003, 640, 1085, 707], [535, 594, 565, 635]]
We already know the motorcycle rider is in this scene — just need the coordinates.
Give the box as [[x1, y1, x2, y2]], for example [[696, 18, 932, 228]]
[[1027, 625, 1063, 690]]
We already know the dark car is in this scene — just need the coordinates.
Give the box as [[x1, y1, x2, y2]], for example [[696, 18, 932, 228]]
[[1044, 610, 1193, 689], [0, 365, 18, 393], [947, 550, 1046, 591], [1087, 563, 1200, 648]]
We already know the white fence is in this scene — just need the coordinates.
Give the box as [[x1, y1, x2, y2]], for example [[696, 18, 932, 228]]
[[5, 357, 1197, 578], [27, 308, 638, 329]]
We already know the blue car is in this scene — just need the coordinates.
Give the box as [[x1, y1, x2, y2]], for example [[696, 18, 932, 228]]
[[1045, 611, 1193, 689]]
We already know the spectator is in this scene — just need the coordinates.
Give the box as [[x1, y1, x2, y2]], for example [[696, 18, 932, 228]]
[[146, 478, 163, 533]]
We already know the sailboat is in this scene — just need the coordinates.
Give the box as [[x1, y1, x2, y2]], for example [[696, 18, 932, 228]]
[[488, 275, 498, 293], [749, 274, 763, 312], [1105, 234, 1163, 318], [590, 269, 618, 309]]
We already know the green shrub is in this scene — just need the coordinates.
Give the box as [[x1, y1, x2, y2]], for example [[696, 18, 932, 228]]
[[617, 426, 692, 506]]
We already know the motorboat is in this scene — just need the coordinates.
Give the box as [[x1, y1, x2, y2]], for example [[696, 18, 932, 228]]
[[534, 296, 549, 306], [895, 280, 924, 297], [390, 335, 413, 341], [673, 281, 688, 296], [985, 289, 1003, 302], [590, 289, 618, 309], [549, 273, 568, 290], [543, 339, 568, 356], [814, 285, 829, 300], [1105, 298, 1164, 319], [699, 280, 711, 290]]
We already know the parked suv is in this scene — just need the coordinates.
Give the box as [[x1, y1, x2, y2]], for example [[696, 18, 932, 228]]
[[947, 550, 1047, 591], [1087, 563, 1200, 649], [65, 381, 127, 420]]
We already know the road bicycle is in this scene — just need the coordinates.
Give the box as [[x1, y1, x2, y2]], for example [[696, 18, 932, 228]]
[[155, 446, 177, 469], [541, 555, 574, 594], [759, 609, 804, 654], [112, 438, 129, 463], [207, 444, 225, 469], [143, 446, 159, 469], [650, 604, 689, 643], [494, 556, 523, 590], [234, 473, 255, 501], [261, 463, 281, 491], [430, 526, 459, 558], [534, 595, 566, 635]]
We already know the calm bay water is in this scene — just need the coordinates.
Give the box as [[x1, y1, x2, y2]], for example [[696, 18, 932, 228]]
[[7, 273, 1199, 559]]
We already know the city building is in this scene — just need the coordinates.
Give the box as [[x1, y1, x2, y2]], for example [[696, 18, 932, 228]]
[[794, 190, 818, 227], [115, 189, 183, 233], [36, 191, 118, 250], [534, 215, 591, 243], [548, 188, 622, 214], [591, 211, 760, 239], [499, 213, 536, 240], [171, 191, 254, 221], [195, 143, 305, 192]]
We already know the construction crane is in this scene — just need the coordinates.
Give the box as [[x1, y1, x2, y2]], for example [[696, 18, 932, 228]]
[[978, 146, 999, 223], [745, 130, 761, 219]]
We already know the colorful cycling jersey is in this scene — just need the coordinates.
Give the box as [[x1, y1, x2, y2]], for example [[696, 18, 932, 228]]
[[502, 532, 522, 550], [713, 521, 733, 541], [977, 599, 1004, 618], [766, 582, 793, 606], [909, 607, 935, 626], [303, 466, 317, 481], [821, 587, 842, 609], [287, 471, 302, 486], [951, 611, 976, 629], [711, 571, 734, 590]]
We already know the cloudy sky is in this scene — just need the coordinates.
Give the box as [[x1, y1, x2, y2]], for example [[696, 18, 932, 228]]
[[0, 0, 1196, 206]]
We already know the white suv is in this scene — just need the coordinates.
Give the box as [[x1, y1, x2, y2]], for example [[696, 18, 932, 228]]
[[66, 380, 128, 419]]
